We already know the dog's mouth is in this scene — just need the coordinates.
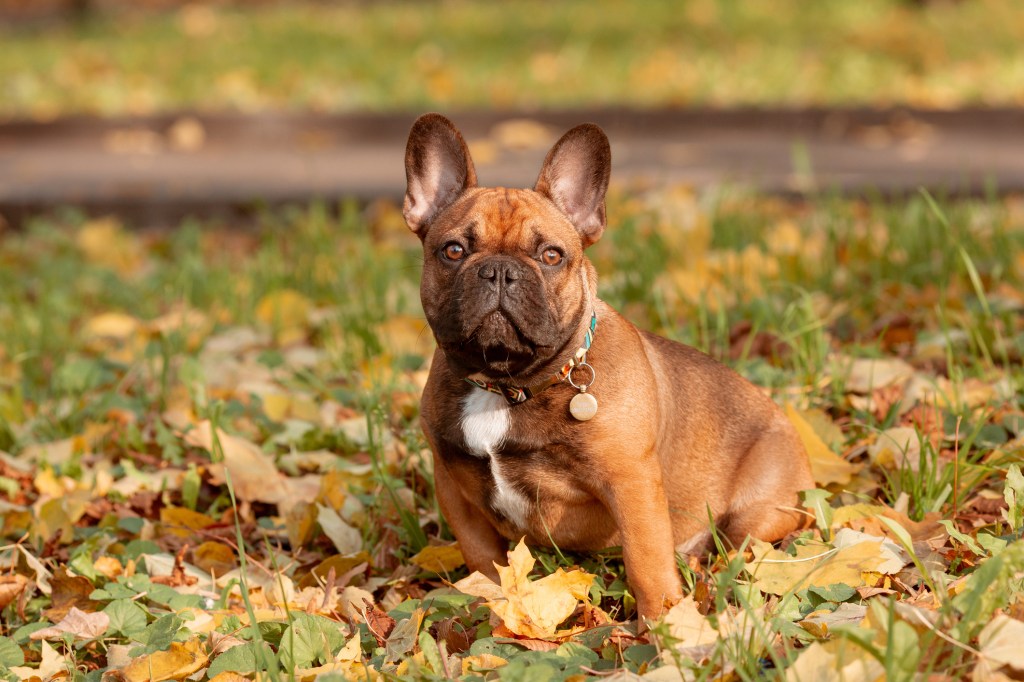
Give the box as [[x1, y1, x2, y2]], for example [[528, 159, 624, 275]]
[[442, 310, 549, 377]]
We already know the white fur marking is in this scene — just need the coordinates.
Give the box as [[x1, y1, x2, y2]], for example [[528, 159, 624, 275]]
[[460, 390, 531, 528], [490, 460, 531, 529], [460, 391, 510, 458]]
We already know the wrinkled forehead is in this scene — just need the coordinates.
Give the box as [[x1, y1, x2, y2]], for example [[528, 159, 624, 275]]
[[429, 187, 577, 249]]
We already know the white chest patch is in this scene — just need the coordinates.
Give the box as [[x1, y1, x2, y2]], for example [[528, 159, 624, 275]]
[[460, 390, 511, 457], [460, 390, 531, 528]]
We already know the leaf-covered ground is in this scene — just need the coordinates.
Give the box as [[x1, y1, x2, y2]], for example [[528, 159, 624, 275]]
[[1, 189, 1024, 681], [2, 0, 1024, 119]]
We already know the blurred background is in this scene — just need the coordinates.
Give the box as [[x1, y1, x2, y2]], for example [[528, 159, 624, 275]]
[[3, 0, 1024, 226], [2, 0, 1024, 116]]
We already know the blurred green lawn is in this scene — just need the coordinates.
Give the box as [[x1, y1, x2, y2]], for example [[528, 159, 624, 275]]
[[2, 0, 1023, 119]]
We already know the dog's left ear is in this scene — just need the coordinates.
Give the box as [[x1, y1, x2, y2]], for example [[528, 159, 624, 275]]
[[534, 124, 611, 248]]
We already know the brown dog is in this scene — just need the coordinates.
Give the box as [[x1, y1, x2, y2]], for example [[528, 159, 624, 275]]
[[403, 113, 814, 624]]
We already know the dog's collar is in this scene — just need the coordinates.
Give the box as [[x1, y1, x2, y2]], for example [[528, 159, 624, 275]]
[[464, 312, 597, 406]]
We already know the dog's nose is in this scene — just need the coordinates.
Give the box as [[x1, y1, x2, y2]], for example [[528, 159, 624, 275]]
[[478, 258, 521, 283]]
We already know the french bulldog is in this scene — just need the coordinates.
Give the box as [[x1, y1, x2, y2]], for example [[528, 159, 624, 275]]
[[403, 113, 814, 624]]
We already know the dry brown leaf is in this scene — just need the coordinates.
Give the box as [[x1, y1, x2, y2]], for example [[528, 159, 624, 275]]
[[30, 606, 110, 641], [192, 541, 236, 576], [0, 574, 30, 610], [410, 544, 465, 573], [840, 356, 914, 394], [831, 503, 945, 544], [798, 602, 868, 638], [121, 638, 209, 682], [975, 614, 1024, 678], [785, 639, 883, 681], [183, 421, 291, 506], [660, 597, 719, 648], [868, 427, 923, 471], [160, 506, 217, 538], [362, 598, 396, 647], [43, 568, 100, 621], [316, 504, 362, 555]]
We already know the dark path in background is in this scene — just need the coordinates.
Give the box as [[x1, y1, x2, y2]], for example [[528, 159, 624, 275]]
[[1, 107, 1022, 228]]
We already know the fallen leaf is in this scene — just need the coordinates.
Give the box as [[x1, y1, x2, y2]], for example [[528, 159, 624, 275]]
[[450, 571, 503, 602], [160, 506, 217, 538], [208, 673, 252, 682], [31, 607, 110, 641], [839, 356, 914, 394], [831, 503, 945, 544], [660, 597, 719, 648], [833, 528, 910, 574], [142, 553, 209, 587], [183, 421, 291, 506], [9, 640, 68, 681], [362, 599, 396, 647], [317, 504, 363, 555], [747, 532, 902, 596], [255, 289, 313, 345], [16, 544, 52, 594], [785, 639, 884, 682], [193, 541, 237, 576], [385, 608, 424, 663], [462, 653, 508, 676], [75, 217, 144, 274], [93, 556, 124, 580], [453, 539, 594, 638], [868, 427, 923, 471], [121, 638, 209, 682], [410, 544, 465, 573], [0, 574, 30, 611], [976, 614, 1024, 677], [785, 405, 857, 486], [337, 585, 375, 622], [43, 568, 99, 621], [798, 602, 868, 637]]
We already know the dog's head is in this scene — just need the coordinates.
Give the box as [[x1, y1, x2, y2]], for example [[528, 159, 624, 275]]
[[403, 113, 611, 380]]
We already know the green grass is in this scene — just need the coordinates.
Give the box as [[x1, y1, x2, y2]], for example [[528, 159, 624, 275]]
[[2, 0, 1024, 119], [1, 189, 1023, 679]]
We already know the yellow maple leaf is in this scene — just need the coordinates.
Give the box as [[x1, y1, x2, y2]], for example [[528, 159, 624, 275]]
[[453, 539, 594, 639], [785, 404, 857, 487]]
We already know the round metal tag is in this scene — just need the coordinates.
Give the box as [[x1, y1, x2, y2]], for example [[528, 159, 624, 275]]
[[569, 392, 598, 421]]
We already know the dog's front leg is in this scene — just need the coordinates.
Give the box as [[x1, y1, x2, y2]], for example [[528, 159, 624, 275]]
[[601, 458, 683, 626], [430, 450, 508, 580]]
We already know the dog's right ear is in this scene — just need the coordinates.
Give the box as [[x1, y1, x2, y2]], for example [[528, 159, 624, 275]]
[[403, 113, 477, 237]]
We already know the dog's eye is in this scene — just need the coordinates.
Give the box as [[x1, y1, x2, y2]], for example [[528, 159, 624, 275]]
[[541, 248, 563, 266], [442, 243, 466, 261]]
